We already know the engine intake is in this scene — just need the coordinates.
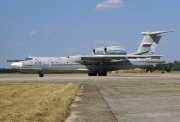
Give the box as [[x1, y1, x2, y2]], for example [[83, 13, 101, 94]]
[[93, 47, 105, 55]]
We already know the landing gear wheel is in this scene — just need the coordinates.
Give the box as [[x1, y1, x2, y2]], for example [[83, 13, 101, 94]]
[[39, 74, 44, 77], [88, 73, 97, 76], [98, 72, 107, 76]]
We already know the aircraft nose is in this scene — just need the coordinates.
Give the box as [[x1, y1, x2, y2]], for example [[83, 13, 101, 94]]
[[11, 62, 22, 68]]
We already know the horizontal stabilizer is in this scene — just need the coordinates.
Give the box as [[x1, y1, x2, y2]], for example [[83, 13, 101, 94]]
[[141, 30, 174, 35]]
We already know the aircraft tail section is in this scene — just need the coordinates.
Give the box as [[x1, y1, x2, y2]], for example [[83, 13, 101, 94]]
[[132, 30, 174, 55]]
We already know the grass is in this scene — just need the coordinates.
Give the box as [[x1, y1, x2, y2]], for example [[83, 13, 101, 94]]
[[0, 82, 81, 122]]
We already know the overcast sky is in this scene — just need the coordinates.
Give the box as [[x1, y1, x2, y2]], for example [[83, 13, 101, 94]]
[[1, 0, 179, 68]]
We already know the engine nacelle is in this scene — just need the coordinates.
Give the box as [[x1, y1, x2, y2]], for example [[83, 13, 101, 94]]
[[93, 46, 127, 55], [104, 46, 127, 55], [93, 47, 105, 55]]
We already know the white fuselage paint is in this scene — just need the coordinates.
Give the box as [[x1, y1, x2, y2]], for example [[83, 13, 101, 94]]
[[13, 56, 164, 74]]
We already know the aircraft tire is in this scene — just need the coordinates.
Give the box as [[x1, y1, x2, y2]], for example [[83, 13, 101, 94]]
[[88, 73, 97, 76], [98, 72, 107, 76], [39, 74, 44, 77]]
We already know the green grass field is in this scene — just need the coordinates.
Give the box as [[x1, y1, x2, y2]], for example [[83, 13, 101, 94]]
[[0, 82, 81, 122]]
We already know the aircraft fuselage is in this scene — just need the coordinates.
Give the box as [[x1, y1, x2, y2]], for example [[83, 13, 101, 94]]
[[11, 56, 164, 76]]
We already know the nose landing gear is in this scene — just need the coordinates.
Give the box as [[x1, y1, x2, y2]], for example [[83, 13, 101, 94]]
[[39, 74, 44, 77]]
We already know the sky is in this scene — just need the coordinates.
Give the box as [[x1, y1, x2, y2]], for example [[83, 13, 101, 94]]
[[0, 0, 180, 68]]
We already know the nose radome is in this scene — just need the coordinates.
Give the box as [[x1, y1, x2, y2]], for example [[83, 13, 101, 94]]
[[11, 62, 22, 68]]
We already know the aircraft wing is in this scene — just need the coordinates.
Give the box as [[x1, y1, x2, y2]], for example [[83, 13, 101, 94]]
[[81, 55, 163, 63], [7, 60, 25, 62]]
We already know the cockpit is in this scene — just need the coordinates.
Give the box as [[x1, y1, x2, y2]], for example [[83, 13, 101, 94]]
[[26, 58, 33, 60]]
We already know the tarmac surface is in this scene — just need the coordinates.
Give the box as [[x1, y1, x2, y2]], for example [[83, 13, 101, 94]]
[[1, 73, 180, 122]]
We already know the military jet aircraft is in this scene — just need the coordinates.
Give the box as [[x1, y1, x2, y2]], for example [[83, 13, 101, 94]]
[[7, 30, 173, 77]]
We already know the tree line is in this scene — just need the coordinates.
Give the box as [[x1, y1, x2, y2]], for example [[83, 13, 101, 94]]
[[0, 68, 20, 73], [145, 60, 180, 72]]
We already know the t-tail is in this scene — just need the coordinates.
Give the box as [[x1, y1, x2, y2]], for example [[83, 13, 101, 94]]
[[131, 30, 174, 55]]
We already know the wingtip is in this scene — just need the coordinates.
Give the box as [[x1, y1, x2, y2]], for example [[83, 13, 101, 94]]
[[169, 30, 175, 32]]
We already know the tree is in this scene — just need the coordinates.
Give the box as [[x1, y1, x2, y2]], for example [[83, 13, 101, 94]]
[[172, 60, 180, 71]]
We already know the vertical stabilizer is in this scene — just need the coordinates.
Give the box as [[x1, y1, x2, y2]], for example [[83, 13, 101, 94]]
[[131, 30, 174, 55]]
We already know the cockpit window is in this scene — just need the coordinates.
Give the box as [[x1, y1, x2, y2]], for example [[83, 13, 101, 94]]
[[26, 58, 33, 60]]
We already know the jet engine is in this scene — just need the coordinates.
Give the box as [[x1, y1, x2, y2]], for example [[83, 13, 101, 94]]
[[93, 46, 127, 55], [93, 47, 105, 55], [104, 46, 127, 55]]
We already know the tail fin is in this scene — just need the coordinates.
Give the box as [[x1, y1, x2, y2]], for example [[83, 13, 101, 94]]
[[132, 30, 174, 55]]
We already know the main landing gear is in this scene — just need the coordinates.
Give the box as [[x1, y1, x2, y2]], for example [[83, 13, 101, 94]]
[[98, 72, 107, 76], [88, 73, 97, 76], [88, 62, 107, 76], [88, 72, 107, 76]]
